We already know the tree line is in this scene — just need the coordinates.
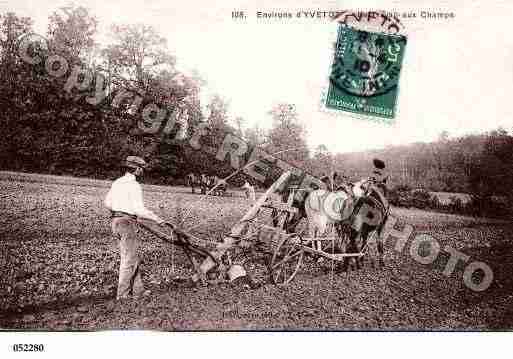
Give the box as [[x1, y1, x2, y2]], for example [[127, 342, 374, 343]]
[[0, 6, 309, 187]]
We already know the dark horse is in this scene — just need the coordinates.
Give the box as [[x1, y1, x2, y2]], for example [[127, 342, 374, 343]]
[[186, 173, 198, 193]]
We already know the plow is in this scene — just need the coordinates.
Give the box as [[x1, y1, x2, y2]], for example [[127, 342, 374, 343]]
[[138, 170, 388, 287]]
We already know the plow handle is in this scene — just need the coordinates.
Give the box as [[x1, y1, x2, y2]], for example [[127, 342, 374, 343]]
[[137, 220, 219, 266]]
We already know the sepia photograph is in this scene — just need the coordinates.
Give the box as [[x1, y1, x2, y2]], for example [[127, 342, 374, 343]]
[[0, 0, 512, 354]]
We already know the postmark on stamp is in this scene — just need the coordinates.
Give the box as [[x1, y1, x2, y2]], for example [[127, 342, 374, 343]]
[[324, 12, 408, 122]]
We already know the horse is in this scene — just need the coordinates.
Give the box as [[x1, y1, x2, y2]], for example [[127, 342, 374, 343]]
[[348, 180, 389, 268], [305, 181, 389, 269], [200, 175, 223, 195], [186, 173, 197, 193], [273, 177, 389, 270], [304, 187, 355, 252], [200, 174, 209, 194], [208, 176, 218, 195]]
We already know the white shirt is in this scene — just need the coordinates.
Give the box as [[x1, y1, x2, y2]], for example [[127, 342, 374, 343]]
[[104, 173, 162, 222]]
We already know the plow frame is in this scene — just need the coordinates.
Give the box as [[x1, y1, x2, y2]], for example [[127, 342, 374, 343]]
[[137, 170, 387, 288], [137, 220, 221, 286]]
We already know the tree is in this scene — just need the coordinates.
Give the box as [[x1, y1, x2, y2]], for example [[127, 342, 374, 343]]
[[265, 103, 309, 168], [101, 23, 201, 177], [206, 94, 230, 130], [47, 5, 98, 62], [469, 128, 513, 198], [0, 13, 37, 169], [308, 144, 333, 177], [103, 23, 175, 91], [0, 13, 33, 100]]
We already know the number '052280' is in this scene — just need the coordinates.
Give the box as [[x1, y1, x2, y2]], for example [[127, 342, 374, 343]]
[[12, 344, 45, 352]]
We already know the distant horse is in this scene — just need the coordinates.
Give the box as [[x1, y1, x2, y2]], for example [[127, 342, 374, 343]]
[[200, 174, 209, 194], [208, 176, 217, 195], [199, 175, 224, 195], [186, 173, 197, 193]]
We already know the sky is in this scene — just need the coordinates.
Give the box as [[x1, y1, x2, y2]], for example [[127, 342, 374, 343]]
[[2, 0, 513, 154]]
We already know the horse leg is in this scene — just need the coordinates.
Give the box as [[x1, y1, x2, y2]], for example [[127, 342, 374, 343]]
[[358, 232, 367, 270], [271, 208, 279, 228], [306, 223, 321, 262], [377, 224, 386, 269], [313, 227, 327, 264], [308, 225, 317, 251], [335, 223, 348, 272], [315, 227, 322, 252], [341, 231, 355, 273], [377, 236, 384, 268], [348, 229, 361, 271]]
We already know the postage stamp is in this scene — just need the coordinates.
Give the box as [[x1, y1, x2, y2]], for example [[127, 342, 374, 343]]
[[324, 14, 407, 122]]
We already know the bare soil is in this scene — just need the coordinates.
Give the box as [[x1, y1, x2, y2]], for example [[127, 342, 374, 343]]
[[1, 174, 512, 330]]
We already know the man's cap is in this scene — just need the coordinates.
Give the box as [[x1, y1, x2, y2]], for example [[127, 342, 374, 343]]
[[126, 156, 148, 169], [373, 158, 386, 170]]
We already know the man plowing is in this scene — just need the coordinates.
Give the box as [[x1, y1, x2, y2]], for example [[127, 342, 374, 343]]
[[104, 156, 166, 300]]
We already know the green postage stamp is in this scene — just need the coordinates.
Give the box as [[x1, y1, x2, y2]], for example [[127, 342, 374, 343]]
[[325, 24, 407, 122]]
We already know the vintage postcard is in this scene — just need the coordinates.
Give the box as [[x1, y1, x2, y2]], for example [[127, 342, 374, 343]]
[[0, 0, 512, 357]]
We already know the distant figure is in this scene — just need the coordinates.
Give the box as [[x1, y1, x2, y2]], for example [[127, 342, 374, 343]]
[[186, 173, 197, 193], [216, 177, 228, 196], [242, 181, 256, 201]]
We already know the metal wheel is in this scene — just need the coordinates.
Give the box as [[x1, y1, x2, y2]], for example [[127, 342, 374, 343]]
[[269, 233, 304, 285]]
